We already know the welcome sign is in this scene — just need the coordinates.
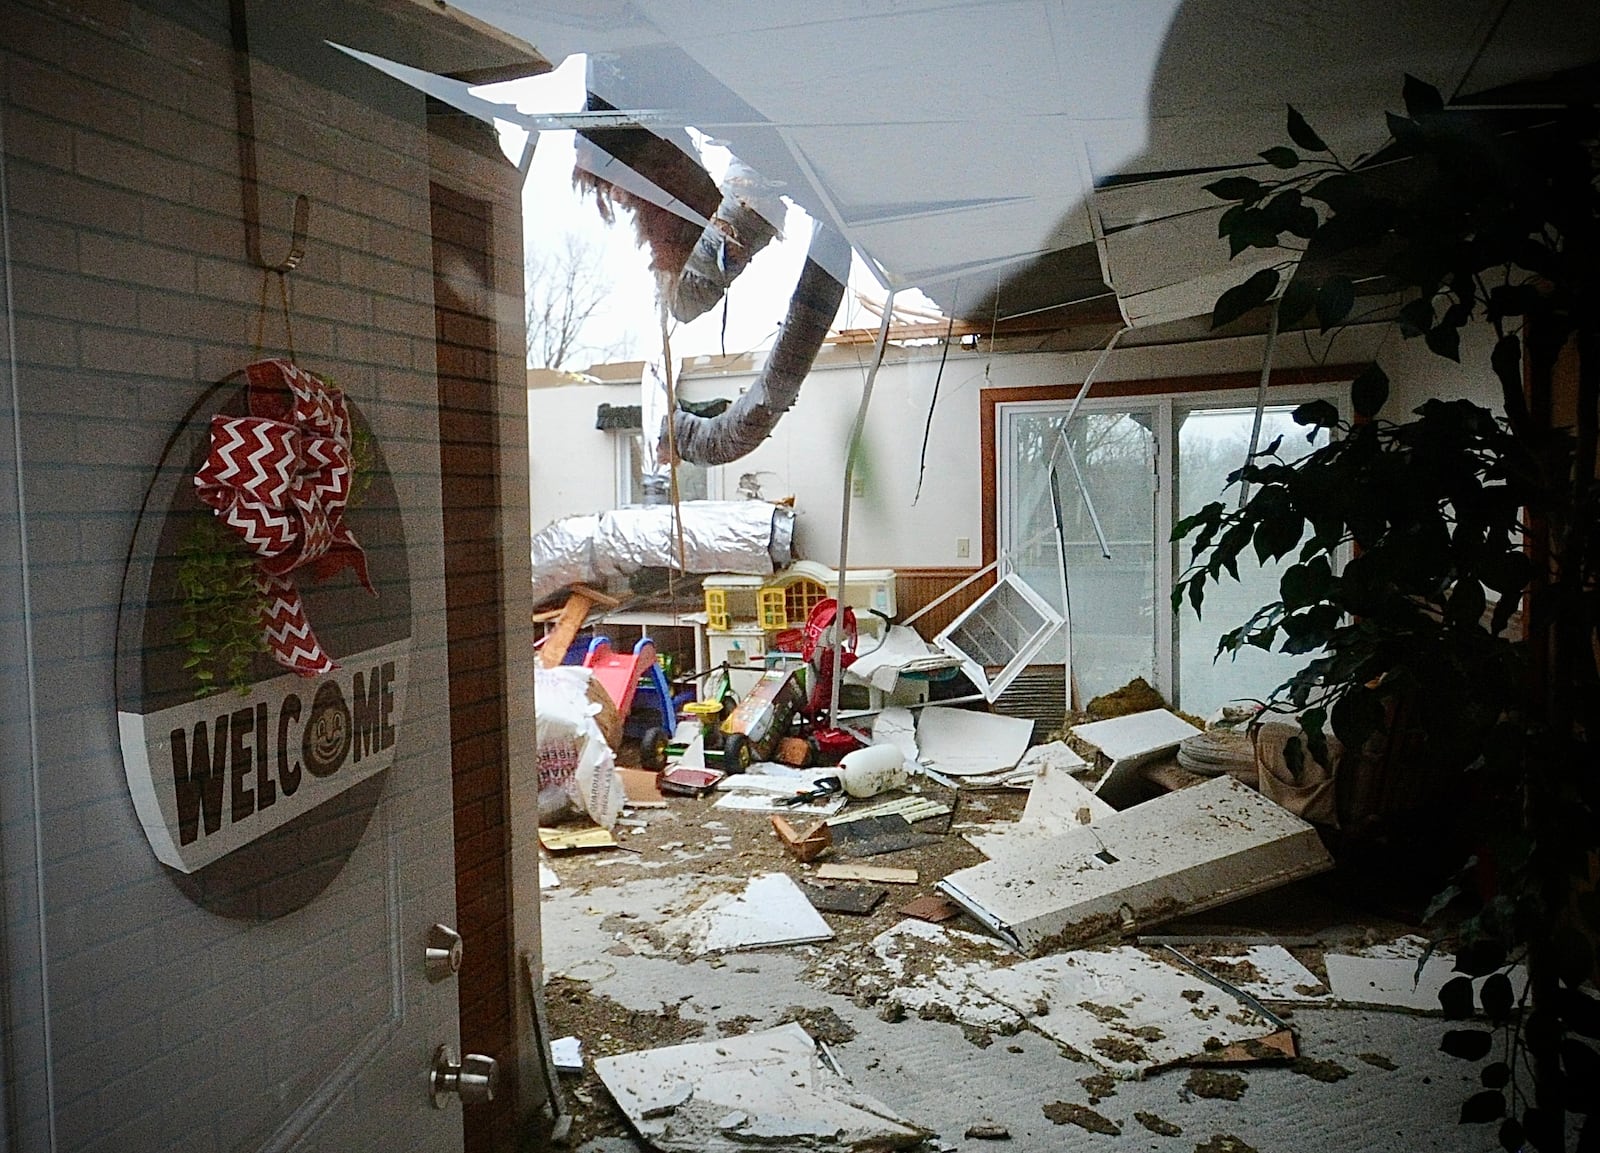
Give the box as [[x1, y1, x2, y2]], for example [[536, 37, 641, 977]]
[[117, 362, 413, 919]]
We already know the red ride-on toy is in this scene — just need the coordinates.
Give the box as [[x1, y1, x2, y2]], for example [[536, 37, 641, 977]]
[[719, 599, 863, 770]]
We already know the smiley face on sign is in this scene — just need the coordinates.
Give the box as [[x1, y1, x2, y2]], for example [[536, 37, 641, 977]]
[[116, 363, 413, 920]]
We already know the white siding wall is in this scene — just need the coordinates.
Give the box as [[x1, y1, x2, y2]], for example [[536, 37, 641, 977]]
[[528, 319, 1505, 569]]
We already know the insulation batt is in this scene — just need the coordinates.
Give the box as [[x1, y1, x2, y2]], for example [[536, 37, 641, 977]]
[[529, 499, 795, 605]]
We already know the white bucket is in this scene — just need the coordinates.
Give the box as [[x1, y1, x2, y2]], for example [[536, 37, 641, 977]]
[[838, 745, 908, 798]]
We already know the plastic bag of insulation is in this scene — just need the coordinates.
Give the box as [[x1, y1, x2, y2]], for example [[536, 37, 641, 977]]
[[534, 666, 624, 828]]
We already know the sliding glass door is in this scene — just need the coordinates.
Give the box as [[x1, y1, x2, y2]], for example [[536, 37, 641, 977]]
[[999, 388, 1336, 715], [1002, 405, 1158, 704]]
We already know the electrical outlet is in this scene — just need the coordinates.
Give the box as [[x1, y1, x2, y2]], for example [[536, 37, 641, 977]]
[[955, 537, 971, 558], [851, 476, 866, 498]]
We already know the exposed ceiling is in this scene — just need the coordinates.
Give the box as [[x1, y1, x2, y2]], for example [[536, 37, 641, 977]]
[[417, 0, 1597, 328]]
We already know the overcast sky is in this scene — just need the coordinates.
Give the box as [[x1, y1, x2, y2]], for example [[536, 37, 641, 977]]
[[476, 56, 929, 372]]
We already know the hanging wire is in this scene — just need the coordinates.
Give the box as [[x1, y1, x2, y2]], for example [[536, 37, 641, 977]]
[[912, 309, 957, 505]]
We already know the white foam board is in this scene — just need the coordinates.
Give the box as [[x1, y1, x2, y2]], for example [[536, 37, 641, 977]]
[[1073, 709, 1203, 808], [593, 1024, 929, 1153], [937, 775, 1332, 955], [972, 946, 1281, 1077], [1183, 944, 1330, 1002], [916, 707, 1032, 777], [1324, 935, 1528, 1012], [674, 873, 835, 954], [964, 765, 1115, 860]]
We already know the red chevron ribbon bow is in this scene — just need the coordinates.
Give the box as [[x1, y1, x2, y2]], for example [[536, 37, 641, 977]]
[[194, 359, 372, 676]]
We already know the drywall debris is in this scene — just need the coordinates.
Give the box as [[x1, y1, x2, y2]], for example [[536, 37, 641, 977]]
[[937, 776, 1332, 954], [964, 762, 1115, 860], [551, 1036, 583, 1072], [971, 946, 1283, 1078], [1177, 944, 1330, 1002], [669, 873, 835, 954], [1323, 935, 1528, 1012], [829, 921, 1023, 1035], [592, 1023, 930, 1153], [828, 796, 951, 826], [872, 706, 920, 763], [1017, 740, 1091, 777], [539, 859, 561, 889], [1073, 709, 1203, 808], [916, 707, 1033, 777]]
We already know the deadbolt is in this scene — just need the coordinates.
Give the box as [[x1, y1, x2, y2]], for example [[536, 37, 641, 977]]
[[430, 1045, 497, 1108], [424, 924, 464, 982]]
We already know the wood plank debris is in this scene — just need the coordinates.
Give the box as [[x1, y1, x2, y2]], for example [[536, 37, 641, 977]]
[[1073, 709, 1203, 808], [1323, 935, 1528, 1012], [671, 873, 835, 954], [769, 815, 832, 862], [592, 1023, 931, 1153], [916, 707, 1033, 777], [970, 945, 1285, 1078], [936, 775, 1333, 955], [817, 863, 919, 885]]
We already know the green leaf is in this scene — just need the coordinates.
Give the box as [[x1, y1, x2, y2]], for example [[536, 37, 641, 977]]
[[1455, 940, 1507, 978], [1278, 277, 1318, 326], [1480, 1062, 1511, 1090], [1402, 73, 1445, 117], [1330, 687, 1385, 750], [1496, 1118, 1523, 1153], [1399, 298, 1435, 337], [1440, 976, 1476, 1019], [1212, 268, 1281, 330], [1447, 578, 1486, 628], [1479, 973, 1515, 1020], [1292, 399, 1340, 429], [1286, 105, 1327, 152], [1203, 176, 1269, 204], [1316, 276, 1356, 332], [1253, 511, 1305, 563], [1459, 1090, 1506, 1124], [1561, 987, 1600, 1039], [1442, 1029, 1495, 1062], [1259, 146, 1300, 169], [1426, 323, 1462, 362], [1350, 364, 1390, 418], [1560, 1039, 1600, 1095], [1554, 926, 1596, 988]]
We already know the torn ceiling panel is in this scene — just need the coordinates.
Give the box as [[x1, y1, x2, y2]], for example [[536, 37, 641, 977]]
[[418, 0, 1587, 327]]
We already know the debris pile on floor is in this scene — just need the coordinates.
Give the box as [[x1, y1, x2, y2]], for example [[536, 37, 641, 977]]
[[532, 661, 1521, 1152]]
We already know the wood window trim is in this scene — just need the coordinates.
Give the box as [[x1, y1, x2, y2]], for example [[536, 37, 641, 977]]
[[978, 364, 1366, 567]]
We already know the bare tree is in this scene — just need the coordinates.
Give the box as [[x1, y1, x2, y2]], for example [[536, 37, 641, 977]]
[[524, 233, 625, 370]]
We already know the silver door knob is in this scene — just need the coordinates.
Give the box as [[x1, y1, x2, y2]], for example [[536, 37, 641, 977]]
[[424, 924, 463, 983], [430, 1045, 497, 1108]]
